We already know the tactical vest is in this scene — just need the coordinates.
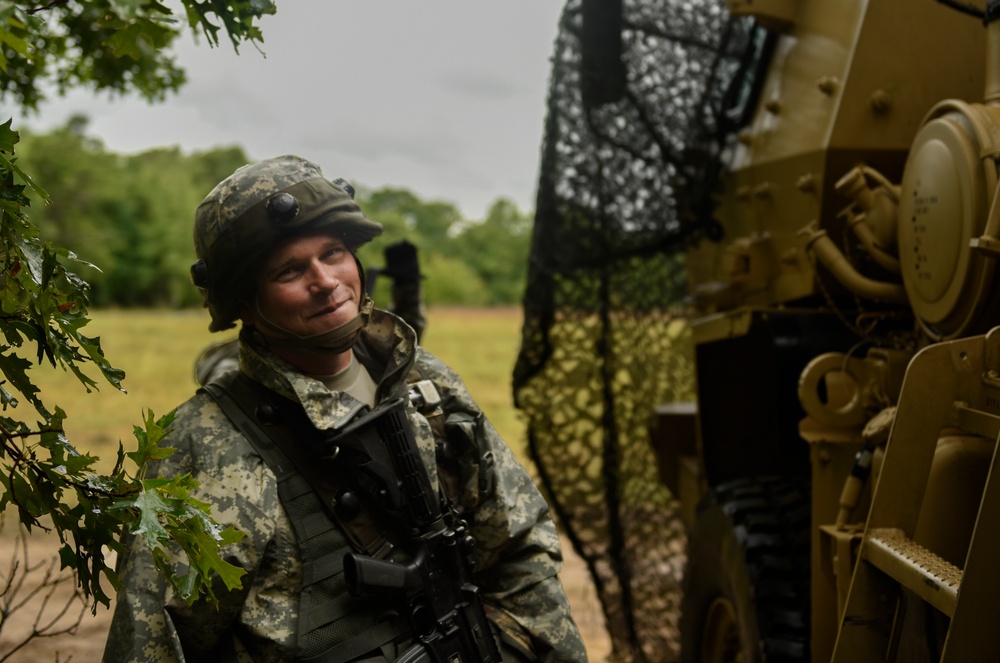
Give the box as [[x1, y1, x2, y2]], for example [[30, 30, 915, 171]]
[[201, 368, 449, 662]]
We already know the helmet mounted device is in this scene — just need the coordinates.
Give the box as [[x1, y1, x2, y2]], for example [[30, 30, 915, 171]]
[[191, 155, 383, 348]]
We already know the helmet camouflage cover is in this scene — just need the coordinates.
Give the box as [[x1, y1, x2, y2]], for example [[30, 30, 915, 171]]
[[192, 155, 383, 332]]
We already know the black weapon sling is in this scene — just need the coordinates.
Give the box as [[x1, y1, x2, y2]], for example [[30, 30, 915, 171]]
[[201, 371, 412, 663]]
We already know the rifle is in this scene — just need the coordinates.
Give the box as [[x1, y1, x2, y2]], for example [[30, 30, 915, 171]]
[[328, 397, 502, 663]]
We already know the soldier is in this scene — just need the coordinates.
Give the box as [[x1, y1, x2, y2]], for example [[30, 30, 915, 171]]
[[194, 238, 427, 387], [102, 155, 587, 663]]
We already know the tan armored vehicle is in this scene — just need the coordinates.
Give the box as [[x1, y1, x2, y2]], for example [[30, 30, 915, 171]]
[[660, 0, 1000, 660]]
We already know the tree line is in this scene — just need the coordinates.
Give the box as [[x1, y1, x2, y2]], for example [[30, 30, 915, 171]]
[[17, 116, 533, 310]]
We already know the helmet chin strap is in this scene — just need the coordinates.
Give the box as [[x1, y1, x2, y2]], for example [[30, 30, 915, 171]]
[[251, 295, 375, 355]]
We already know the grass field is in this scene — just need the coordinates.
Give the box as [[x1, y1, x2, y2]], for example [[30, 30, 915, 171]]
[[27, 306, 528, 474]]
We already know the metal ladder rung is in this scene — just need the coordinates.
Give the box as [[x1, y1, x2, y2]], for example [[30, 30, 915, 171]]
[[863, 527, 962, 617]]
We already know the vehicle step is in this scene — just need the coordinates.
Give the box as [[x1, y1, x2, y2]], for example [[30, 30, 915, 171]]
[[863, 527, 961, 617]]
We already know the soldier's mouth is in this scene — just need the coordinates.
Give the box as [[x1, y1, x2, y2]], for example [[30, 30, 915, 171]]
[[308, 301, 346, 319]]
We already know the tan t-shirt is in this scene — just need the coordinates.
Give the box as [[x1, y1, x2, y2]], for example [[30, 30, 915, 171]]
[[317, 350, 377, 408]]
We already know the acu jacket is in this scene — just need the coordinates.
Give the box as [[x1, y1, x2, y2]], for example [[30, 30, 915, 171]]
[[102, 309, 586, 663]]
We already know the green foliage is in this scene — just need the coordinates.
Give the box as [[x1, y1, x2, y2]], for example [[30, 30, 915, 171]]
[[450, 198, 532, 305], [0, 0, 275, 615], [15, 124, 534, 309], [16, 120, 250, 307], [0, 121, 245, 608], [112, 410, 245, 604], [364, 187, 462, 254], [421, 254, 491, 306], [361, 189, 533, 307], [0, 0, 275, 111], [12, 118, 122, 293], [0, 0, 539, 304]]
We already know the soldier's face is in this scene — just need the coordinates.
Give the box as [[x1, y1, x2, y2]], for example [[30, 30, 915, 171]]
[[248, 231, 362, 339]]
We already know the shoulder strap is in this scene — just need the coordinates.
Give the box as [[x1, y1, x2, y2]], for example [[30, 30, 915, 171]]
[[201, 372, 395, 559], [405, 365, 444, 432], [405, 364, 466, 507]]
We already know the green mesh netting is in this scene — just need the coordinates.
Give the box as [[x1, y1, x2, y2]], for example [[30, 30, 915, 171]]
[[513, 2, 762, 661]]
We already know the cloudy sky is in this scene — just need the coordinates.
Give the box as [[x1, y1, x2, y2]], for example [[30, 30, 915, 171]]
[[24, 2, 567, 219]]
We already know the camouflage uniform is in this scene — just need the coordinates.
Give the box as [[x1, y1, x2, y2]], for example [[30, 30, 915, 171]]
[[103, 307, 587, 663]]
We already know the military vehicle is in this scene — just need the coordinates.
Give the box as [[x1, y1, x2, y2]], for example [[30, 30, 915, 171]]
[[648, 0, 1000, 660]]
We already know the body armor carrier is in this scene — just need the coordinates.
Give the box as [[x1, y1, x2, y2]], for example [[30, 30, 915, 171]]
[[202, 371, 440, 662]]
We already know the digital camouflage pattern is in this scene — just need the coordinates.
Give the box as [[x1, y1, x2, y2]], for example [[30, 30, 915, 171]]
[[103, 309, 587, 663], [192, 155, 383, 332]]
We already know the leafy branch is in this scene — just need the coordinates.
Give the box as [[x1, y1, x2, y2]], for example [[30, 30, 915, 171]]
[[0, 121, 245, 610], [0, 0, 277, 639], [0, 0, 275, 111]]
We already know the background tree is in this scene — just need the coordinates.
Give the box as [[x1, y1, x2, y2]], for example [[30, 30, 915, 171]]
[[364, 187, 460, 254], [16, 119, 534, 310], [0, 0, 275, 619], [450, 199, 532, 305], [361, 190, 533, 307], [11, 117, 121, 290], [16, 123, 250, 306]]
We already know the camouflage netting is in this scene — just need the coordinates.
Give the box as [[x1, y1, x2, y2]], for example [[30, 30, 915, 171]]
[[513, 2, 761, 661]]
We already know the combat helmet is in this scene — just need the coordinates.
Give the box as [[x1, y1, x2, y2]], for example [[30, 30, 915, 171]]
[[191, 155, 383, 338]]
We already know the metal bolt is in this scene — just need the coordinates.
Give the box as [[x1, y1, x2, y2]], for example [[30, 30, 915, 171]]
[[870, 90, 892, 114], [817, 76, 839, 95], [796, 173, 816, 192]]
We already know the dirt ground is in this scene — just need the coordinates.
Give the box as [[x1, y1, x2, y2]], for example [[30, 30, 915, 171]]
[[0, 531, 611, 663]]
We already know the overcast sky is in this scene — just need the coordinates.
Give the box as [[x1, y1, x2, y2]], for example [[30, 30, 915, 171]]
[[23, 2, 566, 220]]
